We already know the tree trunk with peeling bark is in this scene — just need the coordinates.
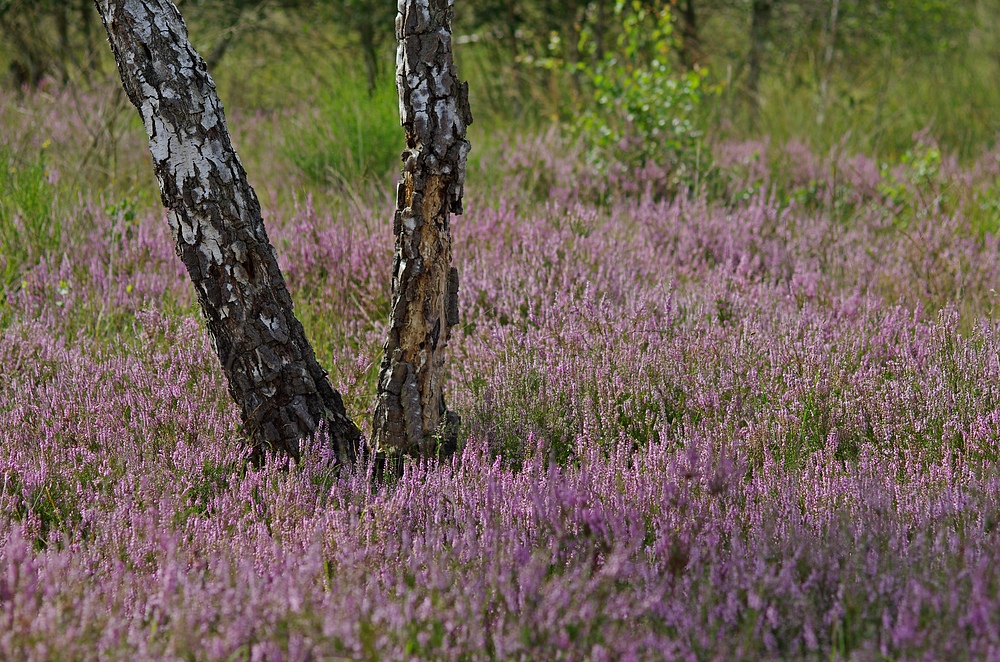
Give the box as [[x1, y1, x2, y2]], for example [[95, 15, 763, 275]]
[[372, 0, 472, 475], [95, 0, 362, 464]]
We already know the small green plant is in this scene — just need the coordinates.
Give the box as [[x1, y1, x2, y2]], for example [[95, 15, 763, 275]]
[[878, 141, 945, 228], [874, 138, 1000, 240], [285, 70, 400, 189], [0, 144, 58, 294], [972, 181, 1000, 238]]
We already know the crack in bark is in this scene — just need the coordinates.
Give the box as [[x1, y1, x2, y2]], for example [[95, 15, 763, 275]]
[[96, 0, 362, 465]]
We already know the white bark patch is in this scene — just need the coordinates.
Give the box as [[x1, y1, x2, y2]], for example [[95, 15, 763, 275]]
[[233, 264, 249, 285], [150, 5, 172, 37], [175, 46, 193, 71], [166, 209, 181, 234], [201, 110, 219, 132], [259, 313, 289, 343], [414, 0, 431, 25], [148, 118, 169, 162], [223, 281, 238, 303], [173, 139, 202, 185], [179, 214, 197, 245], [124, 4, 153, 40], [232, 240, 247, 263], [199, 220, 223, 264]]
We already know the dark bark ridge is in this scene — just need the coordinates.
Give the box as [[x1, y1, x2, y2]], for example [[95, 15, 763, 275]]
[[95, 0, 361, 464], [373, 0, 472, 466]]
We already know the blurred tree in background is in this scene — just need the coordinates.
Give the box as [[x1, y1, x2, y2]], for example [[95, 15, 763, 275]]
[[1, 0, 999, 160], [176, 0, 394, 91], [0, 0, 100, 87]]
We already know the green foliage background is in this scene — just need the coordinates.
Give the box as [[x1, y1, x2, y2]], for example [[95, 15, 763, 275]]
[[0, 146, 57, 291], [2, 0, 1000, 235], [284, 70, 399, 189], [3, 0, 1000, 160]]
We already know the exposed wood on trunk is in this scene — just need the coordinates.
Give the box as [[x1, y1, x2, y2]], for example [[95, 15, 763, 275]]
[[95, 0, 362, 465], [373, 0, 472, 475]]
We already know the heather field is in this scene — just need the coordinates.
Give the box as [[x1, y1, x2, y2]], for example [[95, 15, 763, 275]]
[[7, 79, 1000, 661]]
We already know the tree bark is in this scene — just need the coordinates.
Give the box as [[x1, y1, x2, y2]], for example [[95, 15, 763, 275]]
[[94, 0, 362, 465], [373, 0, 472, 475]]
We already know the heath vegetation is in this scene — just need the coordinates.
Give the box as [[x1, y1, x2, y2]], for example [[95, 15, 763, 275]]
[[4, 0, 1000, 659]]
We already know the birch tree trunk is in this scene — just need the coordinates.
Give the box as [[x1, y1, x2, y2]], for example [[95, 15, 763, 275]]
[[372, 0, 472, 474], [95, 0, 362, 465]]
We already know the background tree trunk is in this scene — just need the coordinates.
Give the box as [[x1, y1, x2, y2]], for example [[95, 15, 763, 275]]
[[373, 0, 472, 475], [747, 0, 773, 114], [358, 19, 380, 94], [95, 0, 362, 465], [677, 0, 701, 70]]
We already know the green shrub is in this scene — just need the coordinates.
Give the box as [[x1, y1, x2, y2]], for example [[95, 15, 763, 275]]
[[285, 70, 400, 189], [557, 1, 714, 193]]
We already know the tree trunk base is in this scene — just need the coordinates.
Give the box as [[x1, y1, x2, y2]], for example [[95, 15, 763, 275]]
[[374, 410, 460, 482]]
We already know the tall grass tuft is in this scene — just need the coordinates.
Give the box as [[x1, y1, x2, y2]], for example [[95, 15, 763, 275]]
[[284, 71, 400, 190], [0, 145, 58, 295]]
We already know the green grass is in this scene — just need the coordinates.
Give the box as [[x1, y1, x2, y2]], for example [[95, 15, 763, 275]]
[[0, 145, 58, 294], [283, 69, 401, 190]]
